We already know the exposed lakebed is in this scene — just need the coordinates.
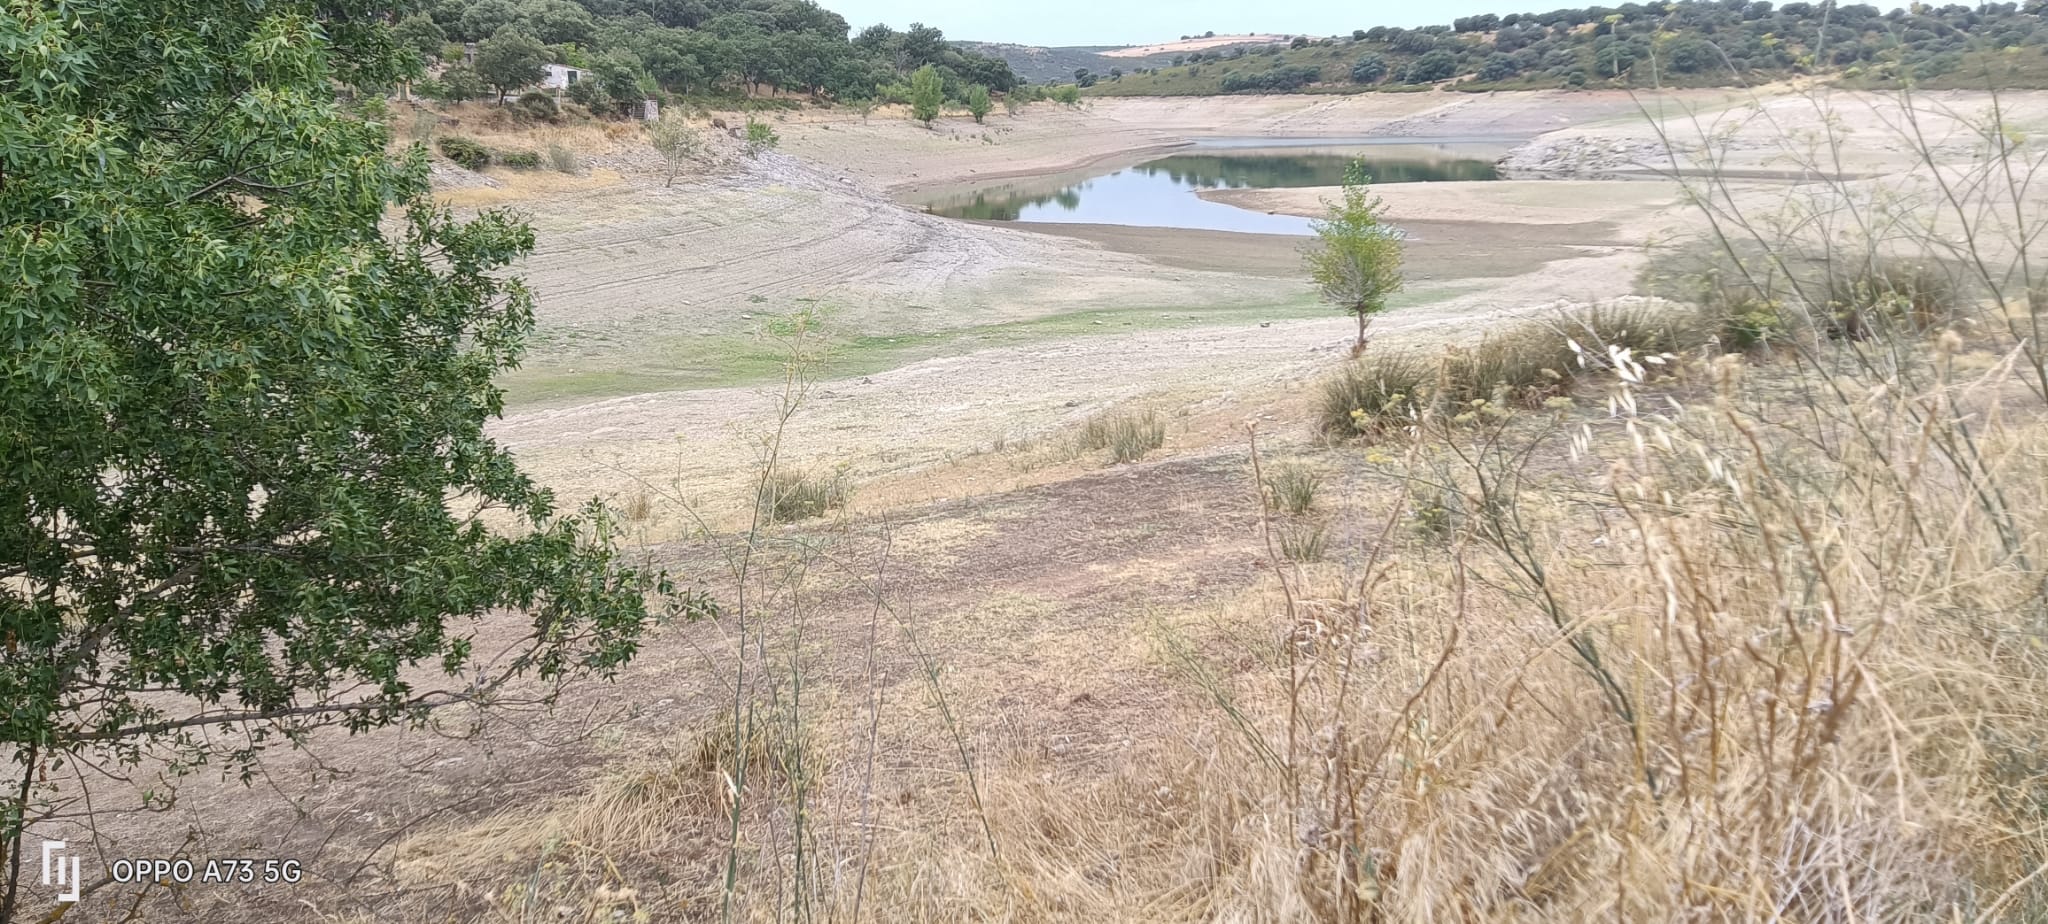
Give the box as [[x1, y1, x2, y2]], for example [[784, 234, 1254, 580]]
[[922, 138, 1513, 236]]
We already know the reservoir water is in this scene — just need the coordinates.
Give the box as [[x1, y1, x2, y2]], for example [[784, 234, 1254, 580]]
[[923, 138, 1508, 236]]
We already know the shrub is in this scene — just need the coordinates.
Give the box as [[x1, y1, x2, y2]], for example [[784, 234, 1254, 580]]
[[1276, 519, 1328, 562], [1263, 462, 1322, 516], [1221, 65, 1323, 93], [1663, 248, 1967, 350], [1318, 317, 1660, 439], [756, 469, 850, 523], [514, 90, 559, 122], [1822, 262, 1960, 339], [1405, 50, 1461, 83], [647, 115, 703, 188], [495, 149, 541, 169], [965, 84, 992, 123], [1316, 352, 1432, 437], [1558, 298, 1705, 359], [620, 490, 652, 523], [1479, 54, 1521, 81], [1446, 331, 1579, 406], [565, 78, 609, 114], [437, 136, 491, 171], [1351, 53, 1390, 83], [546, 143, 578, 173], [1715, 293, 1791, 351], [743, 118, 779, 156], [1076, 409, 1166, 464], [438, 66, 485, 103]]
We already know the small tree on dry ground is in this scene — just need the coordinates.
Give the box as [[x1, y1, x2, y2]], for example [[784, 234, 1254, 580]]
[[1305, 159, 1404, 352], [649, 114, 703, 187], [909, 64, 943, 127], [965, 84, 992, 123]]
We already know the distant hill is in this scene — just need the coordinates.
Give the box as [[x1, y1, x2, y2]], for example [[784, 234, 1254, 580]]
[[962, 36, 1286, 86], [958, 43, 1161, 85], [1077, 1, 2048, 97]]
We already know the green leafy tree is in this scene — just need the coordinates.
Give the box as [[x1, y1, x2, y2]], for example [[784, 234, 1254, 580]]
[[1305, 161, 1405, 351], [1405, 49, 1460, 83], [515, 0, 596, 46], [1352, 53, 1389, 83], [964, 84, 992, 123], [475, 28, 549, 103], [440, 65, 487, 102], [1052, 83, 1081, 105], [909, 63, 944, 126], [1664, 36, 1722, 73], [458, 0, 519, 41], [394, 13, 449, 64], [1479, 54, 1520, 81], [589, 50, 651, 114], [0, 1, 694, 909]]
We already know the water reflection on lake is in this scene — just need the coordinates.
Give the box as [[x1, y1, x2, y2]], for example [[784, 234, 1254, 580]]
[[923, 139, 1505, 236]]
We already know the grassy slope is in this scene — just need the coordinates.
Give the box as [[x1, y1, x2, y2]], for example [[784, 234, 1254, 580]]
[[499, 290, 1357, 407], [959, 42, 1179, 86]]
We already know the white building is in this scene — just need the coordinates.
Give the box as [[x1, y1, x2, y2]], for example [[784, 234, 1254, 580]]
[[539, 64, 584, 90]]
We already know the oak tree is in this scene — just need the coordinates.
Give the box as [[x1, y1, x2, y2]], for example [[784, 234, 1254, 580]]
[[0, 3, 695, 917]]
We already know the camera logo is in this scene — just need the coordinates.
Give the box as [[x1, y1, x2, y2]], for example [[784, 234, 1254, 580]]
[[41, 840, 80, 903]]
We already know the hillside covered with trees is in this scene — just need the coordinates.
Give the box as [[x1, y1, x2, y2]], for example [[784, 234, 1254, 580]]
[[398, 0, 1018, 113], [1086, 0, 2048, 96]]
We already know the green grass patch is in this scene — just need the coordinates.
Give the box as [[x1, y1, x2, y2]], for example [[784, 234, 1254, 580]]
[[498, 294, 1339, 409]]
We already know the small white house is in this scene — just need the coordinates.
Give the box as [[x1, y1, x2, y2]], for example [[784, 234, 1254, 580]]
[[540, 64, 584, 90]]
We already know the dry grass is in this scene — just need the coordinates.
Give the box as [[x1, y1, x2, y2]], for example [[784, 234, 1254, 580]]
[[755, 467, 850, 523], [384, 91, 2048, 923], [433, 166, 626, 208], [396, 333, 2048, 922], [1074, 408, 1168, 464], [1262, 460, 1323, 516]]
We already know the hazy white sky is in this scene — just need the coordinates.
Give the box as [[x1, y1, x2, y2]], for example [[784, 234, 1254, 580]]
[[827, 0, 1531, 47]]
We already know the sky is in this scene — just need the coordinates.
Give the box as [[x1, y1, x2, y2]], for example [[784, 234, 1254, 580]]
[[824, 0, 1535, 48]]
